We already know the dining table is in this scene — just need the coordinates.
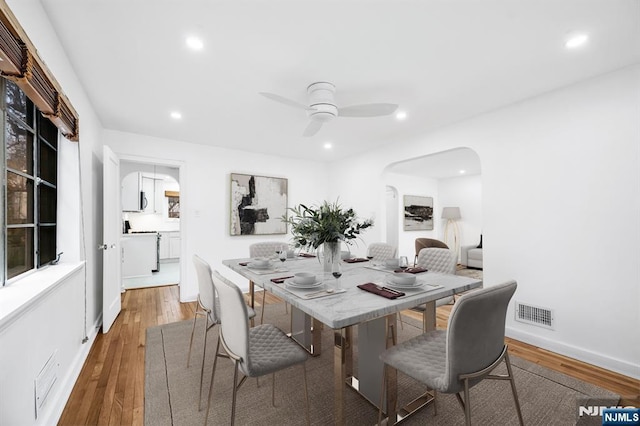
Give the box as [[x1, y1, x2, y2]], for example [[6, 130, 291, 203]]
[[222, 255, 482, 425]]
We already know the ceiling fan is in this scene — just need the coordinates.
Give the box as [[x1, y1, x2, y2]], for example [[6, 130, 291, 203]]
[[260, 82, 398, 137]]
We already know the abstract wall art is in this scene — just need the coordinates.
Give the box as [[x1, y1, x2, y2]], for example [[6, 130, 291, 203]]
[[230, 173, 288, 235], [403, 195, 434, 231]]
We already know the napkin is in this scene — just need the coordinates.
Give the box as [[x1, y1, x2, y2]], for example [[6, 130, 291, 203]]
[[343, 258, 369, 263], [357, 283, 405, 299], [394, 267, 428, 274], [270, 276, 294, 284], [299, 253, 316, 258]]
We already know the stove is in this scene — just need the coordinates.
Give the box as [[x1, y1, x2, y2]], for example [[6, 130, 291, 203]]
[[129, 231, 160, 272]]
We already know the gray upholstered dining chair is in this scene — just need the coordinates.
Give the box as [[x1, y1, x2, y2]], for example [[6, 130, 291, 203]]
[[378, 280, 524, 426], [415, 247, 457, 306], [400, 246, 458, 330], [249, 241, 289, 324], [367, 242, 397, 261], [205, 270, 310, 426], [187, 255, 256, 410]]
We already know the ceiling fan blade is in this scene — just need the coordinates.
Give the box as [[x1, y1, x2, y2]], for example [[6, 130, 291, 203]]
[[302, 120, 323, 137], [259, 92, 312, 110], [338, 103, 399, 117]]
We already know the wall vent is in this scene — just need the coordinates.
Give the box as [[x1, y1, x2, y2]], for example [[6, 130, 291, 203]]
[[34, 350, 58, 418], [515, 301, 554, 329]]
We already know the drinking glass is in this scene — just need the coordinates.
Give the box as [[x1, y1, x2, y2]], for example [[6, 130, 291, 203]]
[[399, 256, 409, 271], [278, 245, 287, 263], [331, 261, 342, 290]]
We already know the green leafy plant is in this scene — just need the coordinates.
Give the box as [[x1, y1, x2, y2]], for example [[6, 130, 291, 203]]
[[282, 200, 373, 250]]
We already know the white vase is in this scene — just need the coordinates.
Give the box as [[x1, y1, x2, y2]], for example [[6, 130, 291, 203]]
[[322, 241, 341, 272]]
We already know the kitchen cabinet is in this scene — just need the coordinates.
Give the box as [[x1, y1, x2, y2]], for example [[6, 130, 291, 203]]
[[159, 231, 181, 259], [141, 176, 164, 213], [122, 173, 143, 211], [169, 233, 181, 258]]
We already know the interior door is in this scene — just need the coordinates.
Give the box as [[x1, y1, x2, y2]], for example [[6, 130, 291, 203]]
[[102, 145, 122, 333]]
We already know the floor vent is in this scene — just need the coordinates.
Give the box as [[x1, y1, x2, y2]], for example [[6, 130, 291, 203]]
[[34, 350, 58, 418], [515, 301, 554, 329]]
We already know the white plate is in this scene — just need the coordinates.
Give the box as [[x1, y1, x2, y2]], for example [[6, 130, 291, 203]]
[[384, 277, 423, 289], [247, 262, 272, 270], [284, 278, 324, 289]]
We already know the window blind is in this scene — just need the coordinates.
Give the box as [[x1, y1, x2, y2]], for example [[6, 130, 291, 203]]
[[0, 5, 79, 141]]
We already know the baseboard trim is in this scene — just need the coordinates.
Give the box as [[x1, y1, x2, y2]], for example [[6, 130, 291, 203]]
[[506, 326, 640, 380]]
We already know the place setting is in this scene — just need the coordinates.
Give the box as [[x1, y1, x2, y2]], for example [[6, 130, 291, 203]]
[[273, 271, 346, 299], [365, 255, 409, 272], [383, 272, 444, 293], [358, 271, 444, 299], [239, 257, 289, 274]]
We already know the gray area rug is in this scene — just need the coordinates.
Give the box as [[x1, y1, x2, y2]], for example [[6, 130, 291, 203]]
[[455, 267, 483, 281], [145, 307, 618, 425]]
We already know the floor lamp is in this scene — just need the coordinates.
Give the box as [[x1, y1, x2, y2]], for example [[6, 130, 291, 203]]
[[442, 207, 461, 262]]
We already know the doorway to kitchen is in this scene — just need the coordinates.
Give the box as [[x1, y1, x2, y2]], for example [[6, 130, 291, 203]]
[[120, 160, 181, 290]]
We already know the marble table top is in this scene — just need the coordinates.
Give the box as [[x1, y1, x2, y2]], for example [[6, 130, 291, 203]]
[[223, 257, 482, 330]]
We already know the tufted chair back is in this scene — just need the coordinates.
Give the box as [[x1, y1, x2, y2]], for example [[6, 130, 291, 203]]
[[416, 247, 457, 274], [249, 242, 287, 258], [367, 242, 397, 261]]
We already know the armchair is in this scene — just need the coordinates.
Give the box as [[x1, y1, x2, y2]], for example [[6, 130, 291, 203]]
[[461, 244, 483, 269]]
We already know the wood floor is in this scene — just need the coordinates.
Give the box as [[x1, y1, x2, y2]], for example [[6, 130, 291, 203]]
[[58, 285, 639, 425]]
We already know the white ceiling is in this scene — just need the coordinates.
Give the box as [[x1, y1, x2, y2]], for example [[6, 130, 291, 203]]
[[40, 0, 640, 170]]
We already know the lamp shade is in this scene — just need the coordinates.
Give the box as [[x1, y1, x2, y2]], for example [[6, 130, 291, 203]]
[[441, 207, 461, 220]]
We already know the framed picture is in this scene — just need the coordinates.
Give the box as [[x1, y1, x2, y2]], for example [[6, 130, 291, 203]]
[[403, 195, 434, 231], [230, 173, 288, 235]]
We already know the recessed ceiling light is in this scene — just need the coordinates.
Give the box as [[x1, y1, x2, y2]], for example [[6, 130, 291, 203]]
[[565, 33, 588, 49], [396, 111, 407, 121], [186, 36, 204, 51], [459, 170, 466, 174], [323, 142, 332, 150], [170, 111, 182, 120]]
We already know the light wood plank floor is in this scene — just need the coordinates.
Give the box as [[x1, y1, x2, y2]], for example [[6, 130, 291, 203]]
[[58, 285, 639, 425]]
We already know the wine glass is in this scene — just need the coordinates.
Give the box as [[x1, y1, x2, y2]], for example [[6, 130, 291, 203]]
[[331, 262, 342, 290], [399, 256, 409, 271]]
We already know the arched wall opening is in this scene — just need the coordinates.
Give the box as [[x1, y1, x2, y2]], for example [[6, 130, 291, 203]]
[[381, 147, 482, 264]]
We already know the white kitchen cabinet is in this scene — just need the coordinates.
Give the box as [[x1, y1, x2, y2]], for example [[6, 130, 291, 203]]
[[122, 173, 142, 211], [169, 233, 181, 258], [141, 175, 164, 214], [159, 231, 180, 259]]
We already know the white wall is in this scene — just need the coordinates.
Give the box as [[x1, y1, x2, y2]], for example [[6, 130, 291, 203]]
[[327, 66, 640, 379], [104, 130, 330, 299]]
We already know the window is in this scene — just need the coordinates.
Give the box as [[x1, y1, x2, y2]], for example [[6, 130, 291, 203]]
[[2, 78, 58, 284]]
